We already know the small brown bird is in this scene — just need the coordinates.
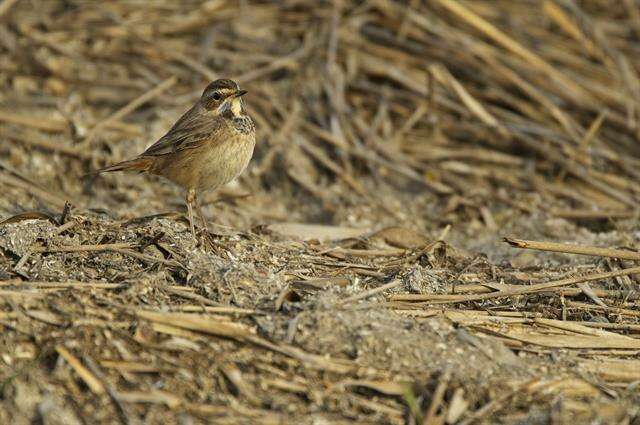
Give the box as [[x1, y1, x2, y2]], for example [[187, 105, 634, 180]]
[[97, 79, 256, 240]]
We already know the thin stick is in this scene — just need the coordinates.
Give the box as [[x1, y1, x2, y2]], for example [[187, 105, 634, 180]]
[[109, 248, 181, 267], [2, 281, 126, 289], [433, 0, 589, 102], [504, 237, 640, 261], [55, 346, 105, 395], [168, 50, 217, 81], [0, 289, 46, 298], [578, 322, 640, 331], [82, 355, 132, 425], [577, 282, 607, 307], [391, 266, 640, 303], [236, 47, 308, 84], [549, 209, 636, 220], [424, 369, 451, 425], [459, 379, 538, 425], [339, 279, 402, 305], [29, 243, 177, 267], [31, 243, 131, 253], [0, 110, 66, 132], [566, 301, 640, 317], [0, 0, 20, 18], [14, 251, 31, 270], [431, 283, 639, 300], [166, 287, 220, 306], [172, 305, 256, 315], [55, 220, 77, 234]]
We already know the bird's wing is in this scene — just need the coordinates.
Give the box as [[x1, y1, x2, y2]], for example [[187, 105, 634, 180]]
[[141, 104, 223, 157]]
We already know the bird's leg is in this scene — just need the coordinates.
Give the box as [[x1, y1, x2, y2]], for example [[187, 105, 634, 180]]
[[195, 194, 222, 251], [194, 194, 210, 236], [186, 188, 197, 240]]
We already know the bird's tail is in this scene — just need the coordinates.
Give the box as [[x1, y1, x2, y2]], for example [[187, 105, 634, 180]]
[[93, 157, 152, 175]]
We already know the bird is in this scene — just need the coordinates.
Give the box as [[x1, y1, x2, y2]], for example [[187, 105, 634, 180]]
[[95, 78, 256, 242]]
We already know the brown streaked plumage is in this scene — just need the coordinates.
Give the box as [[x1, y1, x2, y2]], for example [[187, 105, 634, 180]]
[[97, 78, 256, 241]]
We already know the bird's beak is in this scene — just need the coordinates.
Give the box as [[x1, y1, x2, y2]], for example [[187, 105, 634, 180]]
[[235, 89, 248, 97]]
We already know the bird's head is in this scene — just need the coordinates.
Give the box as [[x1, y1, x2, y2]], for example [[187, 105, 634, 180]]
[[200, 78, 247, 117]]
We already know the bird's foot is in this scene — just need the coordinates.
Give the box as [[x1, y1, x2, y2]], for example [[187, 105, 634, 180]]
[[195, 228, 225, 255]]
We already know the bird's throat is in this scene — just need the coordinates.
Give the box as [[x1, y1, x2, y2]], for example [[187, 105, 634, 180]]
[[230, 97, 243, 117]]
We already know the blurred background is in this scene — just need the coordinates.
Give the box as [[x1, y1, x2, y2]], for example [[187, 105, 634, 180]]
[[1, 0, 638, 239]]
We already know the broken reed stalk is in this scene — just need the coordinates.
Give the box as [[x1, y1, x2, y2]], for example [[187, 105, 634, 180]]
[[1, 281, 126, 289], [31, 243, 132, 253], [339, 279, 402, 305], [55, 346, 105, 395], [391, 266, 640, 303], [504, 237, 640, 261]]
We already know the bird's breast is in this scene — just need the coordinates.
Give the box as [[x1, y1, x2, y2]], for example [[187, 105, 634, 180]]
[[195, 130, 256, 192]]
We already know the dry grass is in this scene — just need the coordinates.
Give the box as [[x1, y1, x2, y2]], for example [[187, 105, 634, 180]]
[[1, 0, 640, 423]]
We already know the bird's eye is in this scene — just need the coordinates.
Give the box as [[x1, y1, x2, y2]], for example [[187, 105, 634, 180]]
[[212, 92, 222, 101]]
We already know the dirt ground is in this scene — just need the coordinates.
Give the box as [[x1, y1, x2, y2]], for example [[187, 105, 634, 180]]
[[1, 1, 640, 424]]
